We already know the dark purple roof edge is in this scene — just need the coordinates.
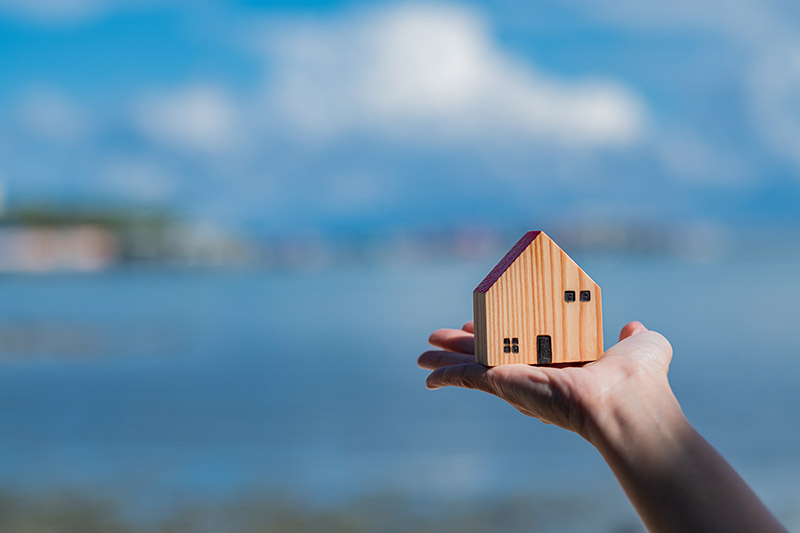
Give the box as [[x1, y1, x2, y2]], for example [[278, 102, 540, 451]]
[[474, 231, 541, 293]]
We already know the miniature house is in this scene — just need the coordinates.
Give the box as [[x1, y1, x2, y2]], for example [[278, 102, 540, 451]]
[[473, 231, 603, 366]]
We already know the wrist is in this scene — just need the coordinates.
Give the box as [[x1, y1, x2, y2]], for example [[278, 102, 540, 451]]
[[582, 373, 689, 458]]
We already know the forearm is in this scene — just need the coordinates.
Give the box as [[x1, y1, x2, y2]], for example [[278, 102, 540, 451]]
[[585, 377, 786, 533]]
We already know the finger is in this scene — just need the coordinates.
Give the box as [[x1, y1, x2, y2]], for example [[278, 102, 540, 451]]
[[462, 321, 474, 333], [618, 321, 648, 342], [640, 330, 674, 368], [428, 328, 475, 354], [426, 363, 491, 391], [418, 350, 475, 370]]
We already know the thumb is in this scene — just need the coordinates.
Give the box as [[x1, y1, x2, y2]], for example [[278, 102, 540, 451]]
[[619, 321, 648, 341]]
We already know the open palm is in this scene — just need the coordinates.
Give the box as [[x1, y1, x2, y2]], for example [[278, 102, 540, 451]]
[[418, 320, 673, 440]]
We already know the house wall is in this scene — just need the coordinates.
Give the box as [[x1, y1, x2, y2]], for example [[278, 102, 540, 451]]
[[475, 234, 603, 365]]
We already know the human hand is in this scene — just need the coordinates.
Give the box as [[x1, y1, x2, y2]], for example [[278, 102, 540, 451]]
[[418, 320, 674, 444], [420, 322, 790, 532]]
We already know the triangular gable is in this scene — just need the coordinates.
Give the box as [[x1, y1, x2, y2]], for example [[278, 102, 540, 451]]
[[474, 231, 541, 293]]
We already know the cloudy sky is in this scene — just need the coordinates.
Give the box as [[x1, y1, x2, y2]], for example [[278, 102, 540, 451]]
[[1, 0, 800, 234]]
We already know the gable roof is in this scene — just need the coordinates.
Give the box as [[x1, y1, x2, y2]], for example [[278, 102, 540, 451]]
[[474, 231, 541, 293]]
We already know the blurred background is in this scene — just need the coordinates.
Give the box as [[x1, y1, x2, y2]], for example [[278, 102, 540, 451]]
[[1, 0, 800, 531]]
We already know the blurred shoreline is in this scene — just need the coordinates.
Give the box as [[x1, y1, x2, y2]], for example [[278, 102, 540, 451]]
[[0, 486, 646, 533], [2, 205, 798, 273]]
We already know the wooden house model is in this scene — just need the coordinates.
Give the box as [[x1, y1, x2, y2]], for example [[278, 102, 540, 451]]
[[473, 231, 603, 366]]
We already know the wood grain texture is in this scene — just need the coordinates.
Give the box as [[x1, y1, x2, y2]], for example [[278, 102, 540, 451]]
[[473, 231, 603, 366]]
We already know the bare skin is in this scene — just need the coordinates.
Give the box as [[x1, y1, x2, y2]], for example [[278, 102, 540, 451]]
[[418, 321, 786, 533]]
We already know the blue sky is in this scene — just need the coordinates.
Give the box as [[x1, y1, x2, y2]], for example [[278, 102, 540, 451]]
[[1, 0, 800, 235]]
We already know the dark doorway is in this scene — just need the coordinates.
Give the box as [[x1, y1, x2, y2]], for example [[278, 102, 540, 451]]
[[537, 335, 552, 364]]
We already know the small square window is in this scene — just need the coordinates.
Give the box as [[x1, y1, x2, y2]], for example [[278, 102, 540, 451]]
[[580, 290, 591, 302], [512, 338, 518, 344], [504, 345, 511, 353], [564, 290, 575, 302], [512, 345, 519, 353], [503, 338, 510, 344]]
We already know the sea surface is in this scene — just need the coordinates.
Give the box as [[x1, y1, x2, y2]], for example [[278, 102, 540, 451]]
[[0, 255, 799, 531]]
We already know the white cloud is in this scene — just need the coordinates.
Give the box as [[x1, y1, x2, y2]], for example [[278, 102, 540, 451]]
[[0, 0, 168, 23], [17, 87, 91, 143], [0, 0, 123, 23], [323, 171, 396, 213], [577, 0, 800, 171], [133, 84, 242, 154], [257, 4, 646, 147], [101, 156, 178, 201], [575, 0, 777, 35], [748, 43, 800, 167], [655, 129, 752, 184]]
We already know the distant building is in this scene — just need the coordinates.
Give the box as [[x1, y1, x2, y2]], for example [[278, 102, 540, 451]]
[[0, 225, 118, 272]]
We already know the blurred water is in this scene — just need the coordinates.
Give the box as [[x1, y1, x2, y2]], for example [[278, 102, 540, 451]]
[[0, 256, 799, 529]]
